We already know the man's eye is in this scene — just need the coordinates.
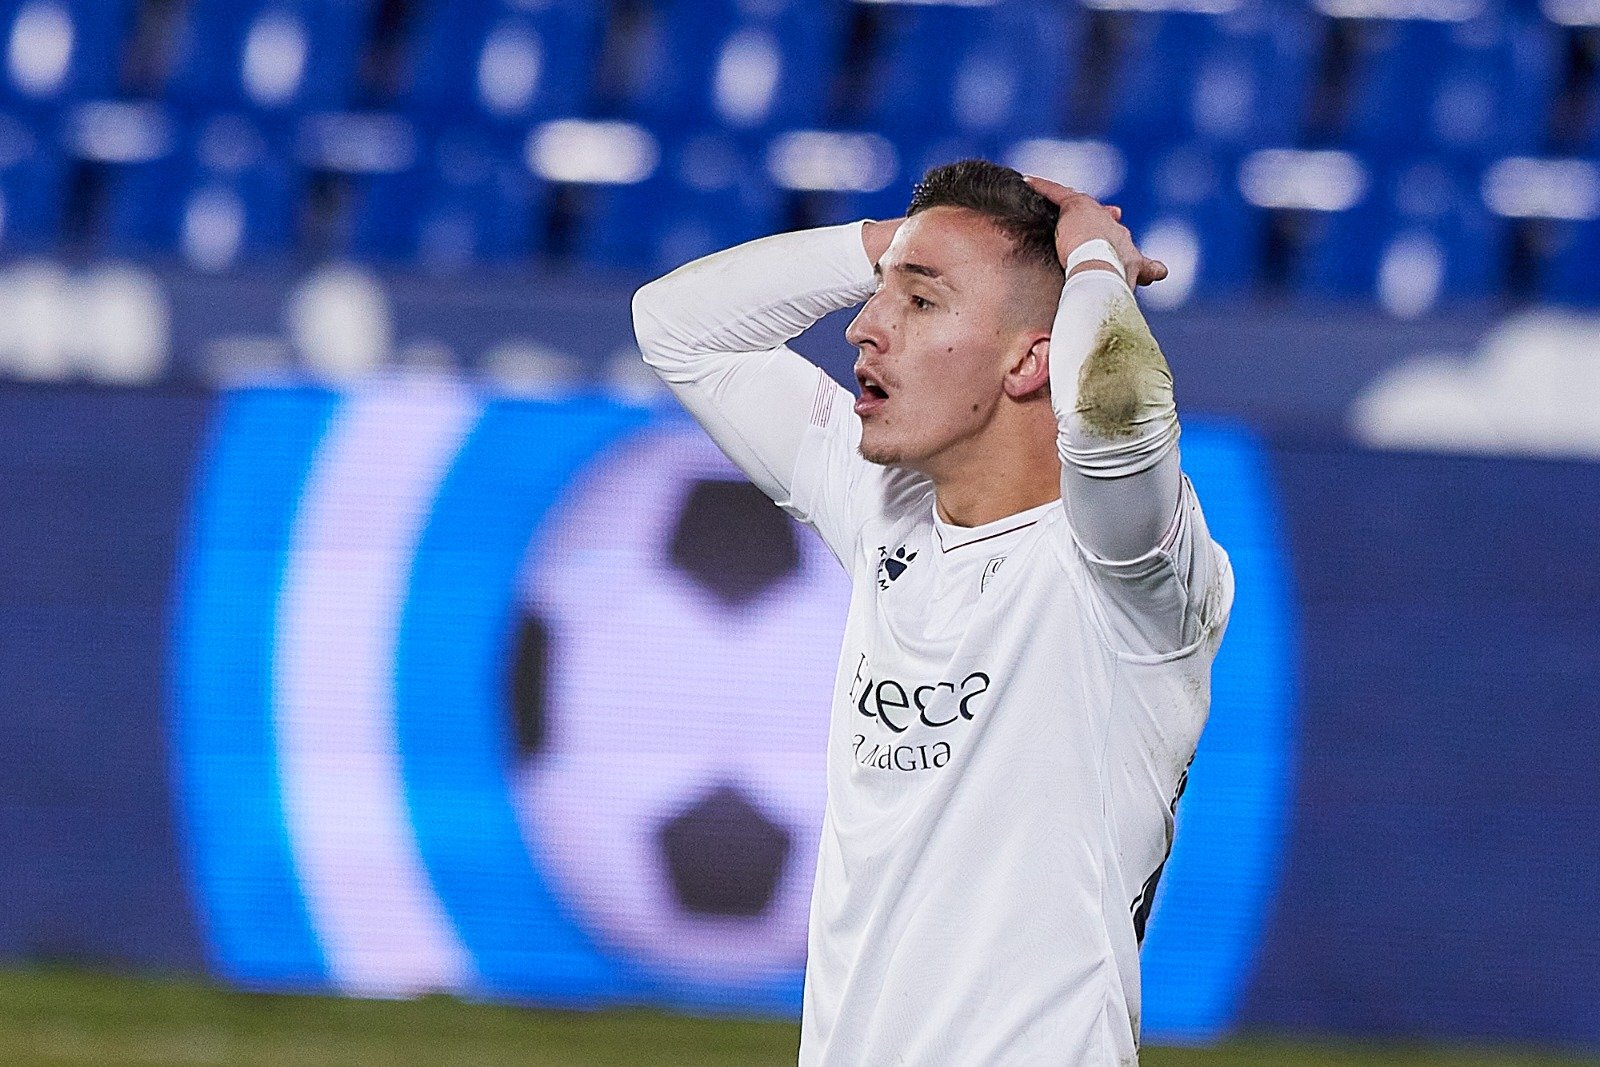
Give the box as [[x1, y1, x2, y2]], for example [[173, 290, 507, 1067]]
[[911, 295, 932, 310]]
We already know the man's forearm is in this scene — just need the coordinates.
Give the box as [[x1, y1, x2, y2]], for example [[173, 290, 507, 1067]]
[[1049, 245, 1182, 562], [629, 223, 873, 503], [632, 222, 876, 379]]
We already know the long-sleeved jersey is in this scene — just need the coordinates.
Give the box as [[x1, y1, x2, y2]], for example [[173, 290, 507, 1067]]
[[632, 221, 1233, 1066]]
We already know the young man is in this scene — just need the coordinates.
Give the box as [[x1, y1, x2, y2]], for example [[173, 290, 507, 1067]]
[[632, 160, 1232, 1065]]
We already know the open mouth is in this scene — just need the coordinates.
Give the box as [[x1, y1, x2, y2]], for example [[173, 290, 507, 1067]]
[[854, 372, 889, 415]]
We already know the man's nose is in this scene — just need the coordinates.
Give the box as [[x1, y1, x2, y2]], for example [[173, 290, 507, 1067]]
[[845, 297, 885, 351]]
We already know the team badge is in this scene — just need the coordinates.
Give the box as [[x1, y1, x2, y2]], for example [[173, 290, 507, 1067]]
[[876, 544, 917, 589]]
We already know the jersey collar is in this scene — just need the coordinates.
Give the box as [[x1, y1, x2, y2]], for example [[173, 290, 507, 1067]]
[[931, 498, 1058, 553]]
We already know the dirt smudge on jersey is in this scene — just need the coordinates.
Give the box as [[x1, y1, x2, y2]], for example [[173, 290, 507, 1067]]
[[1076, 299, 1173, 440]]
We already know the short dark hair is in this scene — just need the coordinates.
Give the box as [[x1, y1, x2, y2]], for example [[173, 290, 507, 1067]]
[[907, 159, 1062, 275]]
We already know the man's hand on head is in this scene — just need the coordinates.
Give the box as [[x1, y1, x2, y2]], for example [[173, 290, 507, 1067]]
[[862, 218, 905, 265], [1021, 175, 1167, 291]]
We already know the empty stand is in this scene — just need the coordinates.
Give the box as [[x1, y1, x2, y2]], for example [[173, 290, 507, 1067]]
[[1294, 157, 1507, 311], [619, 0, 850, 134], [572, 128, 783, 273], [1335, 11, 1558, 160], [164, 0, 371, 117], [0, 0, 1582, 310], [855, 0, 1081, 141], [343, 129, 544, 267], [1106, 4, 1322, 150], [403, 0, 606, 132], [0, 0, 136, 108]]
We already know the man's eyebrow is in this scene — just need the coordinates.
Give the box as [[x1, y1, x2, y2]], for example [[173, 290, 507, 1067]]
[[871, 260, 955, 288]]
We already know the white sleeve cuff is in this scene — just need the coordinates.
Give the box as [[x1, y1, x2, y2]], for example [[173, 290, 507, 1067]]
[[1065, 238, 1125, 277]]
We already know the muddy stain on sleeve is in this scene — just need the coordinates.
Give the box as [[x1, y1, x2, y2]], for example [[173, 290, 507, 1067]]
[[1075, 298, 1174, 440]]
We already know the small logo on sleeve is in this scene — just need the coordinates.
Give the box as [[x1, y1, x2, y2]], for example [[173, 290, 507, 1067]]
[[876, 544, 917, 589]]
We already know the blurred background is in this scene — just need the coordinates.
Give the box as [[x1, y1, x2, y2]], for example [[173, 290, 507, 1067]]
[[3, 0, 1600, 1063]]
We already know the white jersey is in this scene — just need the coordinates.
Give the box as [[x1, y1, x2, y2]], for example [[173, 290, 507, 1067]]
[[633, 222, 1233, 1065]]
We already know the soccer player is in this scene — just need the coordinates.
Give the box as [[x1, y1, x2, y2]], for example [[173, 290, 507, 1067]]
[[632, 159, 1232, 1065]]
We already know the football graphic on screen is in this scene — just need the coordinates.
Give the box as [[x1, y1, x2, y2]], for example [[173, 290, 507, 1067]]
[[507, 421, 849, 984]]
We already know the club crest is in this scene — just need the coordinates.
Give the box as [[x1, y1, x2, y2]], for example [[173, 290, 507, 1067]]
[[876, 544, 918, 589]]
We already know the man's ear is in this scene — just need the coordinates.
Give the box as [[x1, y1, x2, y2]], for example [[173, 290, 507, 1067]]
[[1004, 334, 1051, 399]]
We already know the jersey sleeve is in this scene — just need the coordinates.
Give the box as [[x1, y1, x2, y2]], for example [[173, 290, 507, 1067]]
[[1048, 259, 1229, 658], [631, 222, 882, 561]]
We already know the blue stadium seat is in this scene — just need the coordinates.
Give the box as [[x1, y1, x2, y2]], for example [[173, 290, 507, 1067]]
[[1540, 202, 1600, 306], [1117, 142, 1261, 301], [165, 0, 371, 118], [0, 110, 65, 248], [818, 133, 990, 229], [620, 0, 849, 134], [96, 114, 299, 267], [856, 0, 1082, 142], [343, 131, 544, 268], [1294, 158, 1504, 310], [574, 130, 783, 273], [1338, 12, 1557, 163], [403, 0, 605, 132], [55, 99, 178, 251], [0, 0, 136, 108], [1107, 3, 1322, 151], [1574, 54, 1600, 152], [1543, 226, 1600, 305], [95, 147, 186, 256]]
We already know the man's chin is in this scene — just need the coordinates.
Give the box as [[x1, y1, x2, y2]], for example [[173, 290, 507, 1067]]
[[859, 423, 943, 470], [857, 438, 909, 468]]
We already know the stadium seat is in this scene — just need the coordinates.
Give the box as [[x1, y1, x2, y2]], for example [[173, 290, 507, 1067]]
[[123, 116, 297, 268], [573, 130, 783, 274], [94, 145, 187, 258], [1117, 142, 1262, 302], [164, 0, 372, 119], [1540, 210, 1600, 306], [1106, 3, 1323, 151], [855, 0, 1082, 142], [1294, 158, 1506, 311], [53, 99, 178, 251], [817, 133, 992, 229], [1337, 11, 1558, 163], [0, 110, 65, 248], [1574, 49, 1600, 152], [619, 0, 850, 134], [403, 0, 606, 133], [0, 0, 136, 108], [342, 130, 545, 268]]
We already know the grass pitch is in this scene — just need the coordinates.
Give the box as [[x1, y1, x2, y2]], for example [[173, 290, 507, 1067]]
[[0, 966, 1592, 1066]]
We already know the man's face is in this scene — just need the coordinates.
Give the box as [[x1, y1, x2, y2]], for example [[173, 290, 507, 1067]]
[[846, 206, 1047, 471]]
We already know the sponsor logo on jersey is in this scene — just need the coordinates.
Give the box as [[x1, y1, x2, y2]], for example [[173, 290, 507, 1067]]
[[845, 653, 990, 771], [850, 734, 951, 772], [875, 543, 917, 589]]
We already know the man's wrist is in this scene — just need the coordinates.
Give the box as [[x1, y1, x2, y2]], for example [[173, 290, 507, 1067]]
[[1064, 238, 1124, 277]]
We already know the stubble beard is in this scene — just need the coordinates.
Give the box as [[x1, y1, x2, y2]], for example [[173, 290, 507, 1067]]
[[857, 425, 910, 467], [857, 414, 975, 471]]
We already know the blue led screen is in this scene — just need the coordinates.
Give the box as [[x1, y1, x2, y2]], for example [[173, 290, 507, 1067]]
[[0, 372, 1597, 1049], [168, 386, 1293, 1038]]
